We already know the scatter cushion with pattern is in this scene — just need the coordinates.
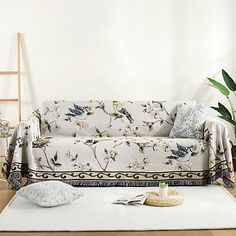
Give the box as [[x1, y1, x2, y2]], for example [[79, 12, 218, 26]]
[[169, 103, 209, 139], [17, 181, 83, 207]]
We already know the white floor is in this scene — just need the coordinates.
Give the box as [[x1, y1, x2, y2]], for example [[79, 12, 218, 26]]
[[0, 185, 236, 231]]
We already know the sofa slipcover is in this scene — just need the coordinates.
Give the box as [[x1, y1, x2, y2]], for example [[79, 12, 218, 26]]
[[2, 100, 234, 189]]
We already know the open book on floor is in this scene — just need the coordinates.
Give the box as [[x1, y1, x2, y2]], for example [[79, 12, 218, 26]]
[[112, 193, 149, 205]]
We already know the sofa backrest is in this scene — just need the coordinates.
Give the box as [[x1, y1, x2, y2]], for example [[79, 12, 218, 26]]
[[40, 100, 193, 137]]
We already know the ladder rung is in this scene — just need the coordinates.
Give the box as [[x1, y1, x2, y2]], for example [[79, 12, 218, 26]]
[[0, 71, 18, 75], [0, 98, 19, 102]]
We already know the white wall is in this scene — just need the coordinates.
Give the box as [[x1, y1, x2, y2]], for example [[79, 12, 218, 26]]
[[0, 0, 235, 127]]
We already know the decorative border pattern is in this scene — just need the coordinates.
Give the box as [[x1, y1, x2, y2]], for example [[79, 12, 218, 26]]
[[4, 160, 231, 189]]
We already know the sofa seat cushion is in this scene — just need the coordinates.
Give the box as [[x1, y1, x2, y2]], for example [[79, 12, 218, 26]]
[[31, 136, 209, 173]]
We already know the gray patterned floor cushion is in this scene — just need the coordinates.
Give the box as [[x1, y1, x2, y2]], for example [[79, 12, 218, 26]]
[[2, 100, 234, 189], [17, 181, 83, 207]]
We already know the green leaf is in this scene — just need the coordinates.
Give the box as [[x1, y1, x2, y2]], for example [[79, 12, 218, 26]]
[[218, 103, 232, 118], [218, 115, 236, 126], [211, 103, 232, 119], [222, 70, 236, 91], [207, 78, 230, 97], [211, 107, 223, 115]]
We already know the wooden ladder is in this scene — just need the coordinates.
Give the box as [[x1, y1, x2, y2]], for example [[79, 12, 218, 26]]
[[0, 32, 22, 123]]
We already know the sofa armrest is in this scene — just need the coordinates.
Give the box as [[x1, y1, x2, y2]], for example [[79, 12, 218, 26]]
[[2, 114, 41, 189], [204, 117, 228, 141], [204, 117, 234, 187], [24, 114, 41, 141], [12, 114, 41, 143]]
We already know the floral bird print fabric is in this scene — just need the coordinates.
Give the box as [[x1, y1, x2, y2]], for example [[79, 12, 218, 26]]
[[2, 100, 234, 189]]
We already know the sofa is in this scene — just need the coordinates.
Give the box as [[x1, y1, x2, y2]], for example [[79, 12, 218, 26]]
[[2, 100, 234, 189]]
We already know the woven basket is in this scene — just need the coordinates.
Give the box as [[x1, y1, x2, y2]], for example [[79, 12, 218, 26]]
[[144, 190, 184, 207]]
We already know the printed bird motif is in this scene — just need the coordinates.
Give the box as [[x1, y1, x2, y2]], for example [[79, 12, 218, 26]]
[[66, 103, 85, 117], [152, 101, 165, 109], [166, 144, 193, 162], [113, 101, 134, 123], [152, 101, 169, 115], [119, 108, 134, 123]]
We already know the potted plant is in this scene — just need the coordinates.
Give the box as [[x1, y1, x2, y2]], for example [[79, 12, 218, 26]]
[[207, 69, 236, 168]]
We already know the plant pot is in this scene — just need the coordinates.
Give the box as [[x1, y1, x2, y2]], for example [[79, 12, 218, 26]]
[[231, 145, 236, 170]]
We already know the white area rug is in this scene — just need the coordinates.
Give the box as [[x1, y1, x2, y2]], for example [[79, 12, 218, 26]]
[[0, 185, 236, 231]]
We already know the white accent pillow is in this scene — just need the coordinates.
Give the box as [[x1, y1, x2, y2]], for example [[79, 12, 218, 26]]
[[169, 103, 209, 139], [17, 181, 83, 207]]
